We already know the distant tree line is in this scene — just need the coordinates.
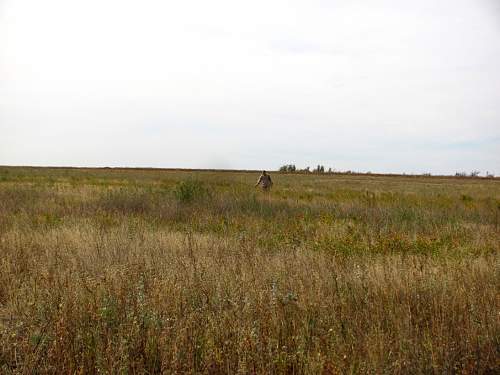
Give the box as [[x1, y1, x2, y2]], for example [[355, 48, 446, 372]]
[[279, 164, 297, 172], [279, 164, 333, 174], [279, 164, 495, 178], [455, 170, 495, 178]]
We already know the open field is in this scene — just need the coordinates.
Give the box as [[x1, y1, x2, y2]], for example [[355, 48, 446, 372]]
[[0, 166, 499, 374]]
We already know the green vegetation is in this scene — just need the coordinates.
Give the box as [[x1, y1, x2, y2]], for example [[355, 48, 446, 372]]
[[173, 179, 211, 204], [0, 167, 498, 373]]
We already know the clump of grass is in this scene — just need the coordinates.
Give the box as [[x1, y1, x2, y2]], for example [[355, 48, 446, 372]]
[[173, 179, 211, 204], [461, 194, 473, 202]]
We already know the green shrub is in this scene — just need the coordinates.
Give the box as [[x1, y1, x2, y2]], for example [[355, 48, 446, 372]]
[[173, 179, 210, 203]]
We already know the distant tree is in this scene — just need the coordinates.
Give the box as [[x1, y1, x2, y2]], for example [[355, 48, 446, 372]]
[[313, 165, 325, 173], [470, 170, 480, 177], [456, 171, 467, 177], [279, 164, 297, 173]]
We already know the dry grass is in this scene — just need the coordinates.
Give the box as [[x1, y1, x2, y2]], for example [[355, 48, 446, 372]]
[[0, 167, 499, 374]]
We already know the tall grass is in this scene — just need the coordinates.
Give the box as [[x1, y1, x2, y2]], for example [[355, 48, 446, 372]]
[[0, 167, 498, 373]]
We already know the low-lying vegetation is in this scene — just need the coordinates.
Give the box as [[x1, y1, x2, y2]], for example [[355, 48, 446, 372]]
[[0, 167, 498, 373]]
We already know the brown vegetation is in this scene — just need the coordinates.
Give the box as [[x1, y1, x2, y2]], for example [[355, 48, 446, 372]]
[[0, 167, 498, 373]]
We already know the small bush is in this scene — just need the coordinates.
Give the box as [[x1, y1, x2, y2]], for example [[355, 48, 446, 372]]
[[173, 179, 210, 203]]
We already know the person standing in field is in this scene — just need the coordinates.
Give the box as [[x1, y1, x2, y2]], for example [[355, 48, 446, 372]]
[[255, 170, 273, 191]]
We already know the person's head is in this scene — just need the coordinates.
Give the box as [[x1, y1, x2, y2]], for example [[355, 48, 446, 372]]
[[262, 170, 267, 175]]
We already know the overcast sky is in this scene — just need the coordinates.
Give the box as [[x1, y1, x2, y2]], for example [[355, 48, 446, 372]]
[[1, 0, 499, 174]]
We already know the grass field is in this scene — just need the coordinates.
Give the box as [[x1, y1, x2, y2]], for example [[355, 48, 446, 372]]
[[0, 166, 498, 374]]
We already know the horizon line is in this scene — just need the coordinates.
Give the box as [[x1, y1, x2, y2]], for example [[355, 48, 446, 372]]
[[0, 165, 497, 180]]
